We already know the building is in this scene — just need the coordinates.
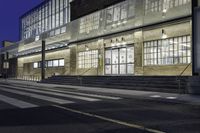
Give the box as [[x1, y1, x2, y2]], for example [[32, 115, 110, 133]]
[[0, 0, 193, 81]]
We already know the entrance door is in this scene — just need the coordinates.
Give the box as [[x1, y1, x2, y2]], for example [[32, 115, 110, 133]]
[[105, 46, 134, 75]]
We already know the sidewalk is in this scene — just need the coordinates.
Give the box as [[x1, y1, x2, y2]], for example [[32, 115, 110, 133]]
[[1, 79, 200, 106]]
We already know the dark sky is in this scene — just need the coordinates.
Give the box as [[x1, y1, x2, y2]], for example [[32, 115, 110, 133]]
[[0, 0, 44, 47]]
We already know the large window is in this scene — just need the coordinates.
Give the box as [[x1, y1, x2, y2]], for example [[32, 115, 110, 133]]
[[79, 12, 100, 34], [145, 0, 162, 14], [78, 50, 98, 69], [145, 0, 191, 15], [105, 46, 134, 75], [144, 35, 191, 66], [106, 1, 133, 25], [33, 58, 65, 68], [21, 0, 70, 40]]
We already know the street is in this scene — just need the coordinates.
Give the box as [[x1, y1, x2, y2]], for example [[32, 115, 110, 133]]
[[0, 80, 199, 133]]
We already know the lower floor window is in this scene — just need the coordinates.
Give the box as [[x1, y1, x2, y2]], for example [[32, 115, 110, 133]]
[[144, 35, 191, 66], [78, 50, 98, 68], [105, 46, 134, 75], [33, 59, 64, 68]]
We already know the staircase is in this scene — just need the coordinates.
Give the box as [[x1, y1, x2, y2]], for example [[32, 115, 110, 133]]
[[41, 76, 189, 93]]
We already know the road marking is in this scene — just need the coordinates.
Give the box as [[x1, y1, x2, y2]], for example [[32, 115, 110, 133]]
[[8, 84, 121, 100], [0, 84, 100, 102], [0, 94, 38, 108], [53, 105, 166, 133], [0, 88, 74, 104], [166, 97, 177, 100], [150, 95, 161, 98], [48, 89, 121, 100]]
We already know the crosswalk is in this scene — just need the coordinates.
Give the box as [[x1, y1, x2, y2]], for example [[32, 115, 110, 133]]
[[0, 83, 122, 109]]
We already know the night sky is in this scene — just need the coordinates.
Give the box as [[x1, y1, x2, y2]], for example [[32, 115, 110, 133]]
[[0, 0, 44, 47]]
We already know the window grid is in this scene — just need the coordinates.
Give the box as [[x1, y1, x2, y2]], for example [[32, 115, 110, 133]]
[[22, 0, 70, 40], [144, 35, 191, 66], [33, 58, 65, 68], [106, 1, 130, 25], [145, 0, 191, 15], [78, 50, 98, 69], [79, 12, 100, 34]]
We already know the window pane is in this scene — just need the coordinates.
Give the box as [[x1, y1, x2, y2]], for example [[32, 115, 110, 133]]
[[105, 65, 111, 74], [120, 65, 126, 74], [33, 62, 38, 68], [120, 48, 126, 64], [127, 47, 134, 63], [112, 65, 119, 74], [48, 60, 53, 67], [53, 60, 59, 67], [127, 64, 134, 74], [59, 59, 65, 66], [112, 49, 119, 64]]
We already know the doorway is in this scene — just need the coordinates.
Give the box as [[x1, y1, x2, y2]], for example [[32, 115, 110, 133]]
[[105, 46, 134, 75]]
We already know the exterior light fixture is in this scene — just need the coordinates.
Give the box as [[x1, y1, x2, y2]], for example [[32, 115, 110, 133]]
[[162, 8, 167, 13], [162, 8, 167, 18], [116, 38, 120, 46], [112, 24, 116, 27], [122, 20, 127, 24], [161, 29, 167, 39], [117, 22, 121, 26], [121, 37, 127, 45], [85, 45, 89, 51]]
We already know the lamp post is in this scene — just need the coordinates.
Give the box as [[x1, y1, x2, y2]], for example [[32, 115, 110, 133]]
[[3, 52, 9, 80], [41, 40, 46, 80]]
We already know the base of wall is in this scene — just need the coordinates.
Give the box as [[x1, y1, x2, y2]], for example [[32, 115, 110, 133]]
[[187, 77, 200, 94]]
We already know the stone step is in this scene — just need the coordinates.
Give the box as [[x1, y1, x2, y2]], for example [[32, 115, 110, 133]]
[[41, 76, 189, 93]]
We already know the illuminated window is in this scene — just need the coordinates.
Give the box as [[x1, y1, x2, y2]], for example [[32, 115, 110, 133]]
[[47, 60, 53, 67], [145, 0, 162, 14], [21, 0, 70, 39], [106, 1, 130, 24], [53, 60, 59, 67], [79, 12, 100, 34], [78, 50, 98, 68], [105, 46, 134, 75], [33, 62, 38, 68], [59, 59, 65, 66], [144, 35, 191, 66]]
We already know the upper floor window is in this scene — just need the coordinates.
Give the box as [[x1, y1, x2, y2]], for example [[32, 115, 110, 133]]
[[145, 0, 162, 14], [79, 12, 100, 34], [145, 0, 191, 15], [106, 1, 130, 25]]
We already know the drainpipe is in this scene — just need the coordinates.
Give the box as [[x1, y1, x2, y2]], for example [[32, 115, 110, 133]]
[[192, 0, 198, 75]]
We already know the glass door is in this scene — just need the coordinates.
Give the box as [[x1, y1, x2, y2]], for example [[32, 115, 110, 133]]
[[105, 46, 134, 75]]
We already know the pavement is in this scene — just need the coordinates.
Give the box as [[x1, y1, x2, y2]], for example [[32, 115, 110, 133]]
[[1, 78, 200, 106]]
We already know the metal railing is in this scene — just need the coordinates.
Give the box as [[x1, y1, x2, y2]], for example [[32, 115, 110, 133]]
[[176, 62, 192, 94], [16, 75, 41, 82], [77, 64, 99, 86]]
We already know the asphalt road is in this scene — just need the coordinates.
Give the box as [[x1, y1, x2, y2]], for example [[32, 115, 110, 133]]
[[0, 81, 199, 133]]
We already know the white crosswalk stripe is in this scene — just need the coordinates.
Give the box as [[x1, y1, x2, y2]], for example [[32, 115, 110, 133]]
[[0, 94, 38, 108], [0, 84, 122, 109], [0, 87, 74, 104], [12, 84, 121, 100], [0, 84, 101, 102]]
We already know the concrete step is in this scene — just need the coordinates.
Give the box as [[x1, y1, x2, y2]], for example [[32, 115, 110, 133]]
[[41, 76, 189, 93]]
